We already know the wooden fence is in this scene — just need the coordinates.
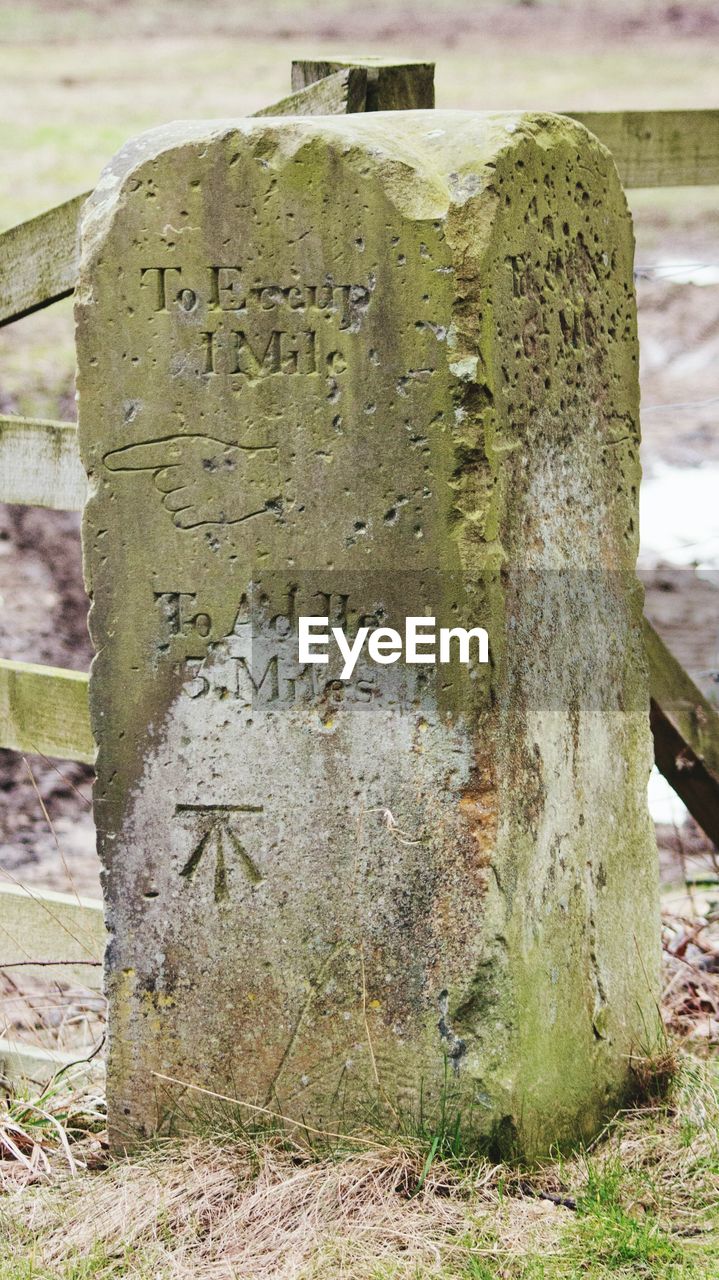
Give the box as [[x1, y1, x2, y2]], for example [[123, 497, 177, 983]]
[[1, 57, 718, 1082]]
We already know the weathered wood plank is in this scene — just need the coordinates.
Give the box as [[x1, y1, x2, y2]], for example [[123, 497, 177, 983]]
[[0, 1036, 79, 1086], [255, 66, 367, 118], [0, 191, 89, 328], [645, 619, 719, 845], [292, 57, 435, 110], [0, 416, 86, 511], [0, 884, 103, 991], [0, 659, 93, 764], [570, 110, 719, 188]]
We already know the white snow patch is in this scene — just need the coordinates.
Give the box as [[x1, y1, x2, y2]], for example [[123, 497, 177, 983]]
[[639, 462, 719, 571], [648, 766, 689, 825]]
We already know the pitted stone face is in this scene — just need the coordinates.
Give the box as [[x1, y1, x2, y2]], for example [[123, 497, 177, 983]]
[[77, 112, 660, 1156]]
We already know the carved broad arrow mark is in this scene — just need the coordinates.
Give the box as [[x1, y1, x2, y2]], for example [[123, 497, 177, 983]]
[[176, 804, 264, 901]]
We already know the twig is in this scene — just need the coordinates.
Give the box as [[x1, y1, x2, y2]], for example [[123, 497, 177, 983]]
[[151, 1071, 396, 1150], [359, 948, 398, 1122], [0, 866, 96, 959], [22, 756, 82, 906], [0, 960, 101, 969], [365, 807, 424, 846], [31, 750, 93, 808], [517, 1179, 577, 1210], [643, 393, 719, 413]]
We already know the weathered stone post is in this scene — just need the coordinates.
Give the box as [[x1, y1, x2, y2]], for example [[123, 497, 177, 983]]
[[77, 111, 661, 1156]]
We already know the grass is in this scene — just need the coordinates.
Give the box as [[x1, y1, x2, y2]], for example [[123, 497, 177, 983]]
[[0, 1051, 716, 1278]]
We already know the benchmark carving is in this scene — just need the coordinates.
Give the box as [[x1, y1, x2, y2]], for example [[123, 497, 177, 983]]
[[176, 803, 264, 900]]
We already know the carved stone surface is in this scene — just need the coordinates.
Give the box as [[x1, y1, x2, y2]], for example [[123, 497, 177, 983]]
[[77, 112, 660, 1156]]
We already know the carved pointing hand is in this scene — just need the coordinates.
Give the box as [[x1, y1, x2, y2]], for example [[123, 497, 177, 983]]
[[104, 434, 280, 529]]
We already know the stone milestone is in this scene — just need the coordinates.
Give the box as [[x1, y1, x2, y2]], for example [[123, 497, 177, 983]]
[[77, 111, 661, 1156]]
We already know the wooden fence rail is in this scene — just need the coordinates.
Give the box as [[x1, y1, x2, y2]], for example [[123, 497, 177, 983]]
[[570, 109, 719, 188], [0, 415, 86, 510], [0, 883, 104, 990], [0, 884, 104, 1083], [0, 1037, 84, 1086], [0, 192, 88, 329], [644, 621, 719, 848], [0, 658, 93, 763]]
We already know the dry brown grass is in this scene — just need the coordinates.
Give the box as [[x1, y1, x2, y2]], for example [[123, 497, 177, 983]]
[[1, 852, 715, 1275], [16, 1136, 499, 1278], [1, 1051, 715, 1279], [0, 1061, 105, 1190]]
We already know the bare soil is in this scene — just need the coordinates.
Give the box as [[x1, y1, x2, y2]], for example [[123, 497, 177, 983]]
[[7, 0, 719, 47]]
